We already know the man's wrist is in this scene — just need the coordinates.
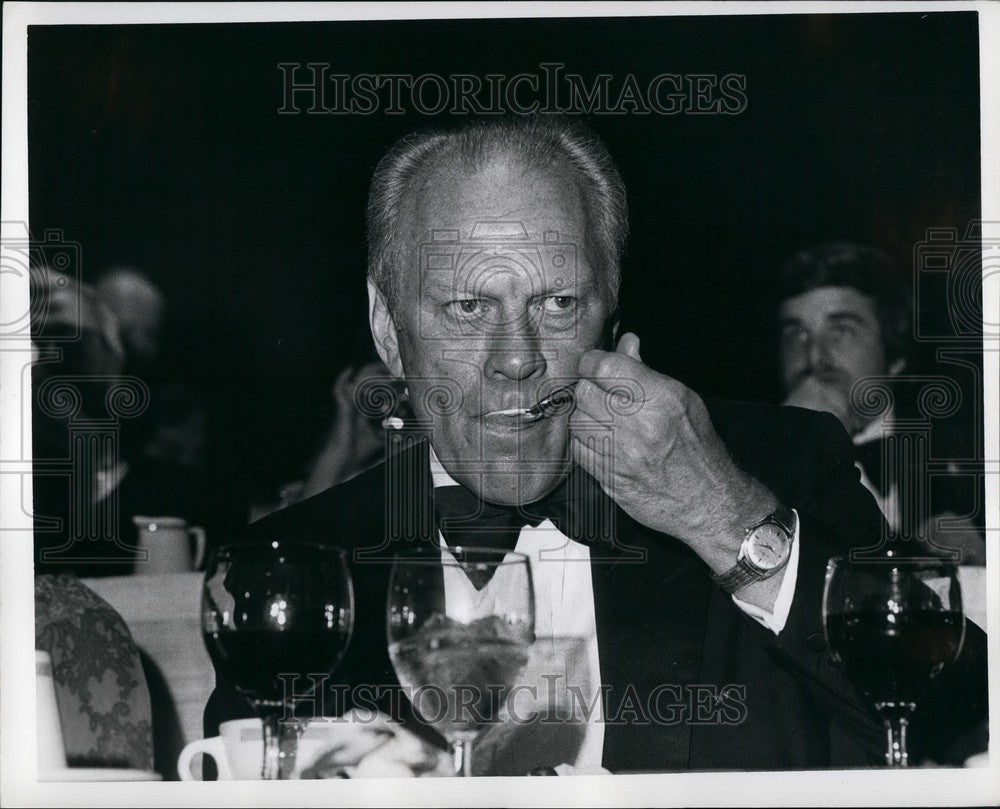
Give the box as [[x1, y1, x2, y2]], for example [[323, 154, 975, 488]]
[[697, 475, 780, 576], [712, 502, 796, 594]]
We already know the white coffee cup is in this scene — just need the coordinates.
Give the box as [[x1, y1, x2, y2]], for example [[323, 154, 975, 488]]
[[178, 718, 367, 780], [36, 650, 67, 774], [132, 515, 207, 574]]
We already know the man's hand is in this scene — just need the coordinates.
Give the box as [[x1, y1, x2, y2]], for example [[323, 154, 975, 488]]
[[570, 333, 784, 609], [301, 362, 392, 497], [298, 709, 452, 779]]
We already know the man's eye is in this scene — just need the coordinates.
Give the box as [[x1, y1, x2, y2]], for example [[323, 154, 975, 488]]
[[781, 326, 807, 344], [544, 296, 576, 313], [450, 300, 490, 316], [829, 323, 856, 340]]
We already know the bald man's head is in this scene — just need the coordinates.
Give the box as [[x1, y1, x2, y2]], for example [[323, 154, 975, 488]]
[[96, 267, 165, 365]]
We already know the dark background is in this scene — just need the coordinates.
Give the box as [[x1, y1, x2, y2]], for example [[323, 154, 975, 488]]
[[27, 12, 983, 525]]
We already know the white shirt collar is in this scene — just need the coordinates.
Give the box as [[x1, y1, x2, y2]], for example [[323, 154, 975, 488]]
[[852, 405, 895, 447], [428, 444, 461, 489]]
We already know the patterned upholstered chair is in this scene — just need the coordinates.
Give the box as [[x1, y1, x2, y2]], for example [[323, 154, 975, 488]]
[[34, 574, 154, 771]]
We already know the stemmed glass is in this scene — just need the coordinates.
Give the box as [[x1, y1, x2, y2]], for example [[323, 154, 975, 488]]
[[202, 540, 354, 779], [387, 546, 535, 777], [822, 552, 965, 767]]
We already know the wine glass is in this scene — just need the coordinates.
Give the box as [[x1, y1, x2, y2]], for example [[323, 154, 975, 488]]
[[202, 540, 354, 779], [387, 546, 535, 777], [822, 552, 964, 767]]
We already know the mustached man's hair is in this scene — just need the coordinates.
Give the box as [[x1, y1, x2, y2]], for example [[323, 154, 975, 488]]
[[366, 116, 628, 313], [778, 241, 911, 364]]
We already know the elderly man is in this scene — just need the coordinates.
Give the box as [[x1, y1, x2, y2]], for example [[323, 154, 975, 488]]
[[776, 243, 986, 565], [206, 118, 985, 773]]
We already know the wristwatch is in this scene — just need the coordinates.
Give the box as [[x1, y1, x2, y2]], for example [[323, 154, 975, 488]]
[[711, 503, 796, 595]]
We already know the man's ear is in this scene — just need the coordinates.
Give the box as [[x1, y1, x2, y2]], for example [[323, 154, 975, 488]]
[[603, 308, 622, 351], [367, 279, 403, 378], [888, 357, 906, 376]]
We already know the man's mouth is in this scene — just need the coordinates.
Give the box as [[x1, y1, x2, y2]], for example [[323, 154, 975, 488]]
[[480, 411, 543, 430], [800, 369, 848, 388], [486, 405, 533, 417], [482, 382, 578, 423]]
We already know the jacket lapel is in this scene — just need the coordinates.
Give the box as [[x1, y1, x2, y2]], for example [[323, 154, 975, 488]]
[[591, 510, 712, 772]]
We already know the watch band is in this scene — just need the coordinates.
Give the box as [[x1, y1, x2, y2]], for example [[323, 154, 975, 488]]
[[711, 503, 796, 596], [761, 502, 796, 536], [712, 558, 762, 595]]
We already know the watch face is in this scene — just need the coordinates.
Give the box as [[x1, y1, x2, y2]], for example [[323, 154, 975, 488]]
[[745, 523, 790, 570]]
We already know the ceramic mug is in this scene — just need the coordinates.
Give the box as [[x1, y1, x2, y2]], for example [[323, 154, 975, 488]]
[[132, 515, 206, 574], [178, 718, 370, 780], [178, 714, 456, 780]]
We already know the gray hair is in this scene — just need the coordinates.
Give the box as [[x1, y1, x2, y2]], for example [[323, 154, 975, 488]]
[[366, 116, 628, 312]]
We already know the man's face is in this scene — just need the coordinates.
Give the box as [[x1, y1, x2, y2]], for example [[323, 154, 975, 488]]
[[370, 157, 613, 504], [779, 286, 893, 424]]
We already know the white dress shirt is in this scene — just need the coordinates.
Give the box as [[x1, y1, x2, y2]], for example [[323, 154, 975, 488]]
[[852, 410, 901, 532], [428, 448, 800, 769]]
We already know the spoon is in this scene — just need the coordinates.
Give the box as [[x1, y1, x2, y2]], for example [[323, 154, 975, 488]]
[[383, 381, 579, 429], [491, 382, 579, 422]]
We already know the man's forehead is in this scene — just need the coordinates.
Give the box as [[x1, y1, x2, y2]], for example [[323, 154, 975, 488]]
[[403, 157, 586, 238], [782, 286, 878, 320]]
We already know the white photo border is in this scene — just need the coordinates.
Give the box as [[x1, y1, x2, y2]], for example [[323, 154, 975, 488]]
[[2, 2, 997, 806]]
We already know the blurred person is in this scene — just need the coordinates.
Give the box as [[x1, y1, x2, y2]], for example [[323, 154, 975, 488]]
[[30, 265, 126, 398], [776, 242, 985, 565], [251, 343, 405, 521], [95, 265, 165, 374], [31, 266, 128, 573], [31, 266, 216, 576], [29, 266, 125, 486], [300, 334, 410, 499], [95, 265, 207, 470], [777, 243, 908, 436], [297, 361, 391, 498]]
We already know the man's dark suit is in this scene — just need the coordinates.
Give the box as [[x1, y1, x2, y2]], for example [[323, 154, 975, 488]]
[[205, 401, 987, 772]]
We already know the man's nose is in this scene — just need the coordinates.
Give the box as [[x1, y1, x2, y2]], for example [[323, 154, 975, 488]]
[[483, 335, 547, 381], [807, 332, 834, 370]]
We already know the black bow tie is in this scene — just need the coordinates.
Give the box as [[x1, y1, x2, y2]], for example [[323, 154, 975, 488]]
[[433, 468, 614, 588]]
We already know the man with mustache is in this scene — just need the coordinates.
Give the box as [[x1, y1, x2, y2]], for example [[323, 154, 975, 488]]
[[776, 243, 985, 565], [206, 119, 986, 774], [778, 243, 908, 507]]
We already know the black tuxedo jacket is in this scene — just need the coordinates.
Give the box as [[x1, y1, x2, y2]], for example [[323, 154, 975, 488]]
[[205, 400, 986, 772]]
